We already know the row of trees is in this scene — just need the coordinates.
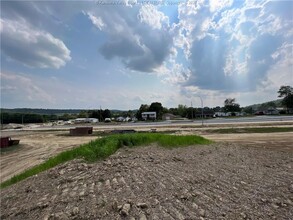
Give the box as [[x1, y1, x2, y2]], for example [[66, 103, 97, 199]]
[[278, 85, 293, 113], [135, 85, 293, 120], [136, 102, 167, 120], [1, 86, 291, 124], [0, 113, 59, 124], [78, 109, 112, 121], [136, 101, 238, 120], [0, 110, 113, 124]]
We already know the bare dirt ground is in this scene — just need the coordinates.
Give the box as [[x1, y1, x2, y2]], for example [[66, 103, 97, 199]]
[[0, 131, 97, 183], [188, 132, 293, 152], [1, 127, 293, 183], [1, 125, 293, 219], [1, 143, 293, 220]]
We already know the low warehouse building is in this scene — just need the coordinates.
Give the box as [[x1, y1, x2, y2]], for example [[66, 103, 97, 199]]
[[142, 112, 156, 120]]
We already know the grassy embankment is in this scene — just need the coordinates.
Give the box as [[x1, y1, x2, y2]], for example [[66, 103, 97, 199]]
[[1, 133, 211, 188]]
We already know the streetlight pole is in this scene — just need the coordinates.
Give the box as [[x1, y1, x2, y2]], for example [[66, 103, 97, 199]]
[[99, 106, 102, 123]]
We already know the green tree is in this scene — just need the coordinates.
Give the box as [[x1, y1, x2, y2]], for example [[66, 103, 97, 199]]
[[78, 111, 88, 118], [136, 104, 149, 120], [127, 110, 133, 117], [278, 85, 293, 113], [0, 113, 44, 124], [169, 108, 179, 115], [267, 101, 276, 108], [88, 110, 100, 119], [243, 106, 253, 114], [213, 106, 222, 112], [224, 98, 241, 113], [186, 107, 194, 119], [278, 85, 293, 97], [102, 109, 112, 119], [178, 104, 188, 117], [149, 102, 164, 119]]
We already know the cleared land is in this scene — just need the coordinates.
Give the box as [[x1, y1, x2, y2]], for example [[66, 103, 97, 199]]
[[1, 124, 293, 219], [1, 124, 293, 182], [0, 131, 97, 183], [1, 143, 292, 219]]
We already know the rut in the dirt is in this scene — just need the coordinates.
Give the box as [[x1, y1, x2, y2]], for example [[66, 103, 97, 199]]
[[1, 143, 292, 220]]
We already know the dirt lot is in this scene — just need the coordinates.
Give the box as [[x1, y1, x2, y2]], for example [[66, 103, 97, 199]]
[[1, 143, 293, 219], [1, 127, 293, 183], [1, 126, 293, 219], [0, 131, 97, 183]]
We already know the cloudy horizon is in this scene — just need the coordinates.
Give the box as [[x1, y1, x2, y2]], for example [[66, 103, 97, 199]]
[[1, 0, 292, 110]]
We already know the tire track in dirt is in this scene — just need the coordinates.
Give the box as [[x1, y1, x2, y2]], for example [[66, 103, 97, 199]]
[[0, 131, 97, 182], [1, 143, 293, 219]]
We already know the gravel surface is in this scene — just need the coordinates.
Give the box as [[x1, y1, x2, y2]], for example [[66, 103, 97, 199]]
[[1, 143, 292, 220]]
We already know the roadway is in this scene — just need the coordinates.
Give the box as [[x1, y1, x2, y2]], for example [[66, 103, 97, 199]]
[[14, 115, 293, 131], [111, 115, 293, 127]]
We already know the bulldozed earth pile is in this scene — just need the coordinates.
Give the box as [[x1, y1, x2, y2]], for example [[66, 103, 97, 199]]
[[1, 143, 292, 219]]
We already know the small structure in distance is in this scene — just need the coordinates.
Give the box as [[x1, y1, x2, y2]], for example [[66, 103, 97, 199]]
[[73, 118, 99, 123], [69, 127, 93, 136], [142, 112, 156, 120], [1, 137, 20, 148]]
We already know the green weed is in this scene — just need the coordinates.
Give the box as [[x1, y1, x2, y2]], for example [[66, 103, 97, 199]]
[[1, 133, 211, 188]]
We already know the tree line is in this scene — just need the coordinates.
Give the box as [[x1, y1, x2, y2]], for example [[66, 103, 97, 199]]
[[1, 85, 292, 124]]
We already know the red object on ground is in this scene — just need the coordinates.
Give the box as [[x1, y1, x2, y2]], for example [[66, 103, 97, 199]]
[[1, 137, 10, 148], [69, 127, 93, 136], [0, 137, 20, 148]]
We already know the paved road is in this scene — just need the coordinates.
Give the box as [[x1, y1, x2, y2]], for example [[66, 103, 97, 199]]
[[200, 115, 293, 125], [3, 115, 292, 132], [105, 115, 293, 127]]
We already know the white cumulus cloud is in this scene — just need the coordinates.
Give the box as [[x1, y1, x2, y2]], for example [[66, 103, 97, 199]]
[[87, 12, 105, 30], [209, 0, 233, 13], [1, 18, 71, 69], [0, 72, 55, 104], [138, 5, 169, 30]]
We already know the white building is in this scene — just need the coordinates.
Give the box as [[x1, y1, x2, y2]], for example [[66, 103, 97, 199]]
[[85, 118, 99, 123], [142, 112, 157, 120], [116, 117, 125, 122], [74, 118, 98, 123], [214, 112, 229, 117], [74, 118, 87, 123]]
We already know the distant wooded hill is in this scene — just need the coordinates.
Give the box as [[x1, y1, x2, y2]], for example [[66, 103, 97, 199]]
[[0, 108, 83, 115], [244, 99, 283, 111], [0, 99, 283, 116], [0, 108, 129, 115]]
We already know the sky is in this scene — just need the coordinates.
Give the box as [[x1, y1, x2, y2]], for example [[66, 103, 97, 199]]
[[1, 0, 293, 110]]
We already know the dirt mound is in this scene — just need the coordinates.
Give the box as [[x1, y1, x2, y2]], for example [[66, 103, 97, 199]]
[[1, 143, 292, 219]]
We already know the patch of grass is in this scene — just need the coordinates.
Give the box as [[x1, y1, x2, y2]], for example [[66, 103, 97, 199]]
[[0, 133, 211, 188], [207, 127, 293, 134]]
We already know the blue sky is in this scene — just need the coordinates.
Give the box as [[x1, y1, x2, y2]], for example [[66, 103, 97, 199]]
[[1, 0, 292, 110]]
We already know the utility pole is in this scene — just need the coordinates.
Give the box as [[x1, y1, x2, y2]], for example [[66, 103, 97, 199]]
[[99, 106, 102, 123], [199, 96, 204, 126]]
